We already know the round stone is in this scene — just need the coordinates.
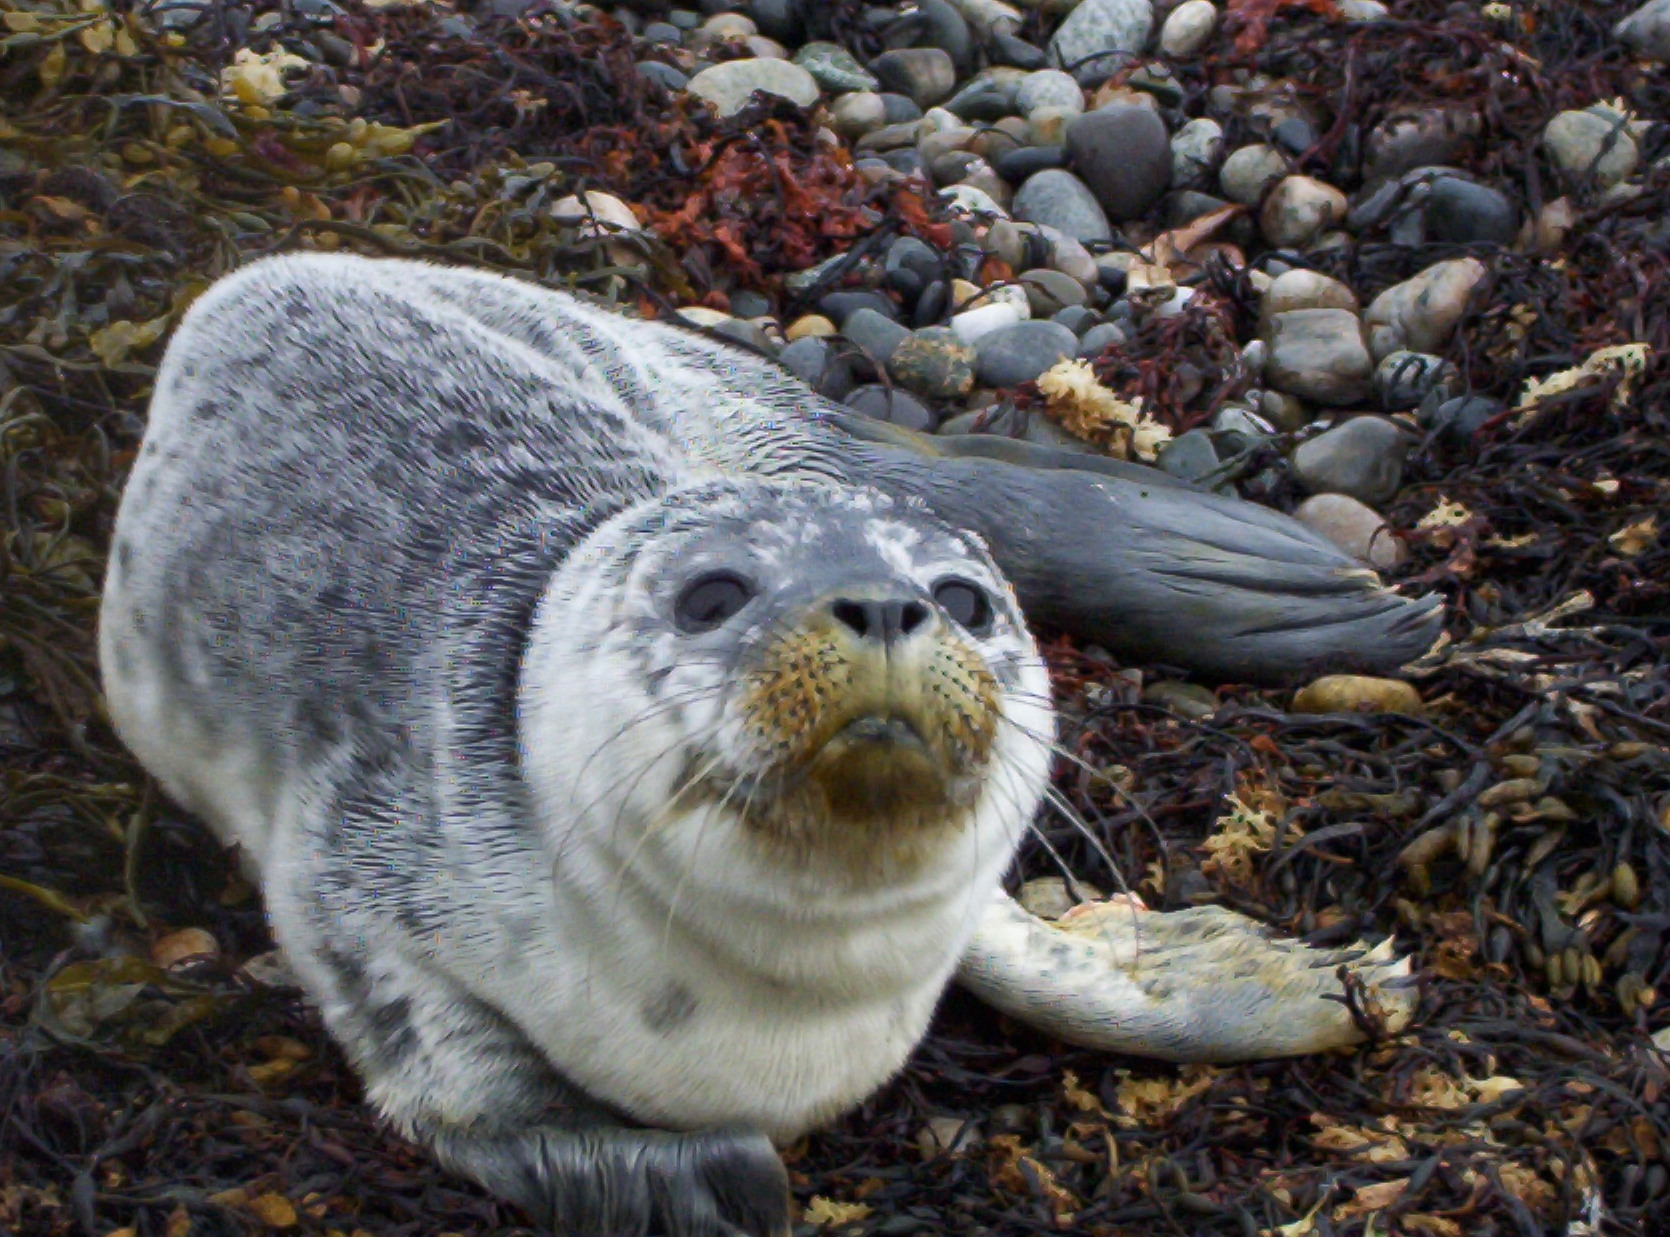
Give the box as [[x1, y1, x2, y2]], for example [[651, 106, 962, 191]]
[[829, 90, 887, 140], [1265, 308, 1373, 405], [843, 307, 910, 366], [1157, 428, 1224, 487], [687, 58, 821, 118], [1294, 493, 1407, 570], [1424, 176, 1518, 245], [779, 336, 856, 399], [1170, 116, 1224, 187], [870, 47, 957, 107], [888, 327, 977, 399], [1066, 103, 1173, 222], [1218, 143, 1288, 205], [1011, 168, 1113, 244], [1260, 175, 1348, 248], [1291, 416, 1411, 506], [1615, 0, 1670, 62], [1159, 0, 1217, 56], [1543, 107, 1640, 189], [1258, 269, 1358, 336], [1078, 321, 1127, 357], [1019, 267, 1088, 315], [845, 383, 937, 430], [1363, 257, 1486, 360], [916, 0, 976, 77], [950, 300, 1025, 345], [974, 319, 1080, 387], [1015, 69, 1083, 117]]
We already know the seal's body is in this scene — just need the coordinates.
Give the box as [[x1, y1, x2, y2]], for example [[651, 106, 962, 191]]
[[102, 255, 1427, 1236], [101, 255, 1053, 1235]]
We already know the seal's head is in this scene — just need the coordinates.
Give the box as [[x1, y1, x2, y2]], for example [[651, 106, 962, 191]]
[[520, 478, 1053, 895]]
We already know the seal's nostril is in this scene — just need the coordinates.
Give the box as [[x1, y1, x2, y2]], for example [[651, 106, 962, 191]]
[[831, 598, 931, 644]]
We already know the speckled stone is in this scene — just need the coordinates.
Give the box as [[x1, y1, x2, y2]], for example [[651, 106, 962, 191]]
[[889, 326, 977, 398], [1011, 168, 1113, 243], [1265, 308, 1373, 405]]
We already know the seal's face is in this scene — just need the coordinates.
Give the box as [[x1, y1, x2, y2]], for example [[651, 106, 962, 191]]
[[521, 478, 1052, 890]]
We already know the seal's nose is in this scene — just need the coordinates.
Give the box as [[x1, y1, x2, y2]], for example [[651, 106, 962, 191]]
[[829, 596, 932, 646]]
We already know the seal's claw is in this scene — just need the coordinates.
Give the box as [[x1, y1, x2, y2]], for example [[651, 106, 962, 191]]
[[957, 895, 1416, 1062], [430, 1125, 791, 1237]]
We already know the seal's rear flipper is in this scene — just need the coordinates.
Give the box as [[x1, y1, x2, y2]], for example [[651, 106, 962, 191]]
[[957, 894, 1416, 1061], [834, 419, 1443, 684]]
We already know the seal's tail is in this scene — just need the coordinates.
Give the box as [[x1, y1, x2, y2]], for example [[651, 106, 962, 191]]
[[836, 417, 1444, 685]]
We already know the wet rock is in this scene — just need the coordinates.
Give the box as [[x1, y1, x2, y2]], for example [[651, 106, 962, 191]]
[[1543, 106, 1639, 189], [1422, 393, 1503, 443], [1218, 142, 1288, 204], [915, 0, 976, 78], [1078, 321, 1128, 357], [795, 41, 879, 92], [1363, 257, 1486, 360], [1258, 389, 1309, 432], [994, 144, 1067, 182], [1265, 308, 1373, 405], [1294, 493, 1406, 570], [747, 0, 800, 43], [1363, 108, 1480, 183], [1015, 69, 1083, 116], [785, 314, 836, 340], [1292, 675, 1423, 715], [993, 30, 1050, 69], [1615, 0, 1670, 61], [845, 383, 937, 430], [1258, 269, 1358, 336], [1374, 350, 1457, 411], [1040, 227, 1099, 286], [1053, 304, 1099, 335], [941, 183, 1009, 216], [1291, 416, 1409, 505], [880, 92, 925, 123], [1270, 116, 1316, 156], [1066, 103, 1172, 221], [890, 327, 977, 398], [1170, 117, 1224, 187], [843, 307, 910, 365], [688, 57, 820, 117], [1020, 268, 1088, 315], [1159, 0, 1216, 55], [944, 71, 1021, 121], [1210, 403, 1274, 456], [872, 48, 957, 107], [1049, 0, 1155, 83], [1425, 175, 1518, 245], [974, 319, 1079, 386], [980, 217, 1028, 268], [638, 60, 690, 92], [1143, 679, 1219, 719], [780, 336, 856, 399], [1012, 168, 1113, 243], [830, 90, 888, 140], [819, 289, 899, 324], [1158, 428, 1224, 486], [1260, 175, 1347, 248], [950, 300, 1025, 344]]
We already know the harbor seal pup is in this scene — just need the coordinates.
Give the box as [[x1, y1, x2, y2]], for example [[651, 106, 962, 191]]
[[100, 255, 1421, 1236]]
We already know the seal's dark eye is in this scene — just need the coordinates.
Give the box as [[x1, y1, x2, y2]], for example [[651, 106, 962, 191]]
[[674, 572, 754, 633], [933, 578, 994, 635]]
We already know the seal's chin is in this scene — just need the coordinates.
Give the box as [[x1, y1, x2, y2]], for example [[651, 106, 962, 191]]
[[803, 714, 952, 823]]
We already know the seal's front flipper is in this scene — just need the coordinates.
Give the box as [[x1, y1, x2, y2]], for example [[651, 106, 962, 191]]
[[956, 894, 1416, 1061], [431, 1124, 791, 1237], [834, 418, 1443, 685]]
